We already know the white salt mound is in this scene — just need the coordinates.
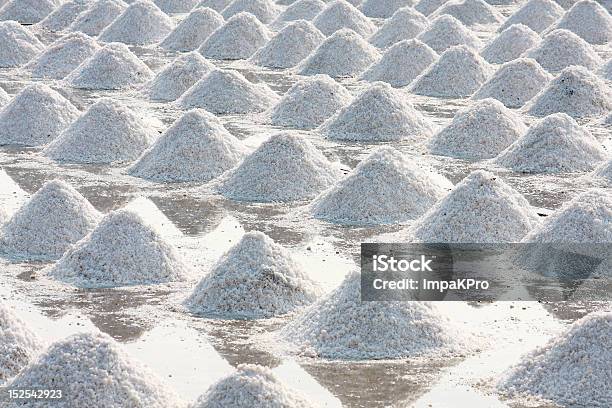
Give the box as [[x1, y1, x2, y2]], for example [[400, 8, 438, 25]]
[[129, 109, 247, 182], [0, 169, 28, 218], [197, 0, 232, 11], [415, 0, 450, 15], [525, 29, 602, 73], [411, 45, 491, 98], [0, 21, 45, 68], [221, 0, 279, 24], [269, 74, 353, 129], [368, 7, 429, 49], [429, 98, 526, 160], [154, 0, 199, 13], [6, 332, 184, 408], [312, 0, 376, 37], [526, 65, 612, 118], [99, 0, 174, 45], [0, 0, 61, 24], [160, 7, 224, 52], [592, 159, 612, 186], [27, 33, 100, 80], [431, 0, 503, 26], [298, 28, 380, 78], [361, 39, 438, 87], [199, 12, 271, 60], [498, 0, 564, 33], [0, 84, 80, 147], [0, 180, 101, 259], [220, 133, 341, 202], [416, 15, 482, 53], [37, 0, 91, 32], [191, 364, 316, 408], [43, 99, 158, 165], [67, 43, 154, 90], [321, 82, 435, 141], [601, 58, 612, 80], [360, 0, 415, 18], [147, 52, 214, 102], [272, 0, 325, 28], [122, 196, 183, 239], [553, 0, 612, 44], [312, 147, 453, 225], [69, 0, 128, 36], [496, 312, 612, 408], [473, 58, 552, 108], [410, 170, 541, 243], [480, 24, 540, 64], [178, 69, 279, 114], [0, 87, 9, 107]]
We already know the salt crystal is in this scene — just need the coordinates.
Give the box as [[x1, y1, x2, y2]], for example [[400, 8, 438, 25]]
[[524, 29, 602, 73], [416, 15, 482, 53], [368, 7, 429, 49], [154, 0, 199, 13], [431, 0, 504, 26], [37, 0, 91, 32], [553, 0, 612, 44], [498, 0, 564, 33], [69, 0, 128, 36], [0, 0, 61, 24], [221, 0, 279, 23], [360, 0, 416, 18], [146, 52, 214, 102], [312, 0, 376, 37], [272, 0, 325, 28], [480, 24, 540, 64], [99, 0, 174, 45], [0, 21, 45, 68], [160, 7, 224, 51]]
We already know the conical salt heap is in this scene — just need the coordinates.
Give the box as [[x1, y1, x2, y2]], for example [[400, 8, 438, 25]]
[[592, 159, 612, 186], [269, 74, 353, 129], [186, 231, 322, 319], [0, 0, 60, 24], [122, 196, 183, 240], [250, 20, 325, 69], [197, 0, 232, 11], [360, 0, 415, 18], [601, 58, 612, 81], [298, 28, 381, 78], [147, 52, 214, 102], [411, 45, 492, 98], [498, 0, 564, 33], [526, 66, 612, 118], [220, 133, 341, 202], [68, 0, 128, 36], [0, 169, 28, 220], [525, 29, 602, 73], [0, 84, 80, 147], [321, 82, 435, 142], [37, 0, 91, 32], [272, 0, 325, 28], [312, 0, 376, 37], [415, 0, 451, 16], [312, 147, 453, 225], [98, 0, 174, 45], [554, 0, 612, 44], [410, 170, 541, 243], [221, 0, 279, 24], [496, 312, 612, 408], [191, 364, 316, 407], [495, 113, 607, 173], [429, 98, 526, 160], [480, 24, 540, 64], [160, 7, 224, 51], [369, 7, 429, 49], [67, 43, 154, 90], [27, 33, 100, 80], [43, 99, 159, 165], [6, 332, 184, 407], [178, 69, 279, 114], [416, 15, 482, 53], [154, 0, 199, 13], [0, 180, 101, 259], [130, 109, 247, 182], [361, 39, 438, 87], [473, 58, 552, 108], [199, 12, 272, 59], [431, 0, 504, 26], [0, 21, 45, 68]]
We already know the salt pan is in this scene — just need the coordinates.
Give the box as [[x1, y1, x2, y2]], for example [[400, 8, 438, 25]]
[[498, 0, 564, 33], [525, 29, 602, 73], [160, 7, 224, 51], [553, 0, 612, 44], [154, 0, 199, 13], [37, 0, 91, 32], [272, 0, 325, 28], [0, 21, 45, 68], [99, 0, 174, 45], [27, 33, 100, 80], [221, 0, 279, 23], [480, 24, 540, 64], [0, 0, 61, 24], [431, 0, 504, 26], [416, 15, 482, 53], [360, 0, 416, 18], [312, 0, 376, 37], [368, 7, 429, 49], [68, 0, 128, 36], [146, 52, 214, 102]]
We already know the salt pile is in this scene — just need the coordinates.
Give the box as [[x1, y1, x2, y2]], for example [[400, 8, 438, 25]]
[[429, 99, 526, 160], [321, 82, 435, 141], [0, 0, 60, 24], [6, 332, 184, 407], [178, 69, 279, 114], [68, 0, 128, 36], [272, 0, 325, 27], [431, 0, 504, 26], [122, 196, 183, 239], [480, 24, 540, 64], [0, 21, 45, 68], [360, 0, 415, 18], [498, 0, 564, 33], [186, 231, 322, 318], [37, 0, 91, 32], [369, 7, 430, 49], [554, 0, 612, 44], [312, 0, 376, 37], [27, 33, 100, 80], [525, 29, 602, 73], [494, 113, 607, 173], [416, 15, 482, 53], [160, 7, 224, 51], [98, 0, 174, 45], [312, 147, 453, 225], [146, 52, 214, 102], [251, 20, 324, 69], [526, 66, 612, 118], [43, 99, 158, 165], [199, 12, 272, 60], [269, 74, 353, 129], [191, 364, 315, 407], [410, 170, 541, 243], [601, 58, 612, 80], [154, 0, 199, 13], [221, 0, 279, 24], [361, 39, 438, 87], [592, 159, 612, 185], [496, 312, 612, 407], [0, 87, 9, 107], [197, 0, 232, 11], [298, 29, 380, 78], [415, 0, 451, 16], [220, 133, 341, 202], [129, 109, 247, 182], [0, 180, 101, 259], [66, 43, 154, 90], [473, 58, 552, 108], [411, 45, 491, 98], [0, 84, 80, 147], [49, 209, 190, 287]]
